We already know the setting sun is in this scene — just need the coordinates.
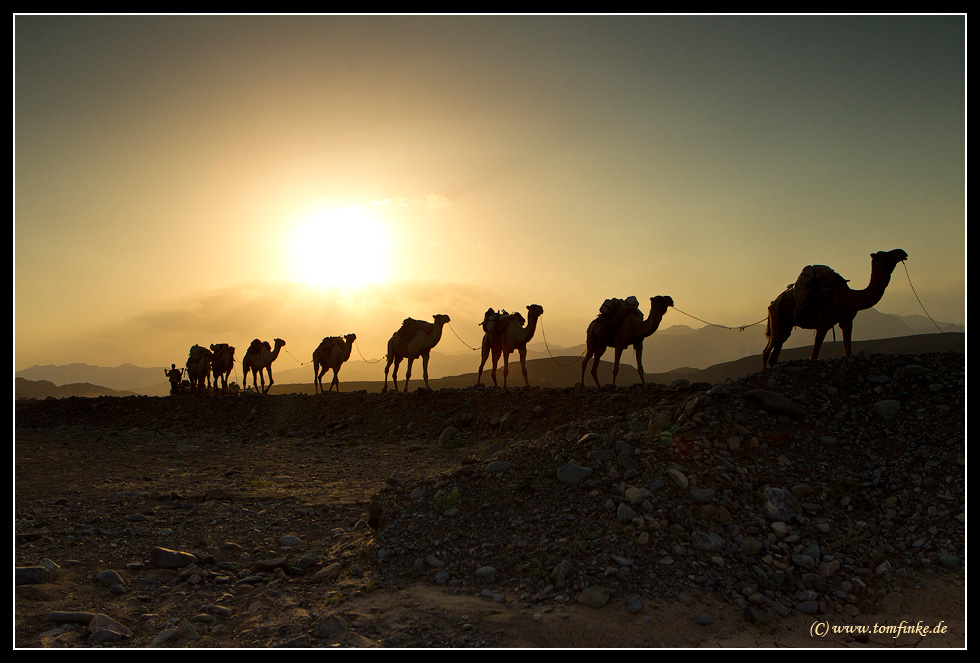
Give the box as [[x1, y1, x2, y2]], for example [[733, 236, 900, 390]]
[[287, 203, 393, 290]]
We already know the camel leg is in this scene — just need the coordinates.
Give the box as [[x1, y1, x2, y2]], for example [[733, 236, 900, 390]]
[[764, 325, 793, 369], [519, 346, 529, 387], [761, 337, 774, 371], [840, 317, 855, 356], [390, 357, 403, 392], [383, 357, 393, 393], [810, 328, 829, 360], [421, 353, 431, 390], [488, 347, 500, 387], [634, 343, 645, 385], [590, 346, 607, 388], [611, 347, 624, 385], [502, 350, 511, 389], [265, 368, 274, 394], [477, 341, 490, 385], [330, 369, 340, 392], [404, 357, 415, 392], [580, 349, 593, 388]]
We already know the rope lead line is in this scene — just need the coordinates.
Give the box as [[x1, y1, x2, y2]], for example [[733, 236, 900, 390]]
[[539, 319, 586, 367], [671, 307, 767, 332], [902, 261, 945, 334], [283, 348, 308, 366], [448, 322, 480, 351], [353, 340, 385, 364]]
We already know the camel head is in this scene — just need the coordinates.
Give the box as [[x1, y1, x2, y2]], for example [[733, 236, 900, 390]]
[[344, 333, 356, 344], [274, 338, 286, 348], [871, 249, 908, 272], [433, 314, 451, 326], [527, 304, 544, 318], [651, 296, 674, 313]]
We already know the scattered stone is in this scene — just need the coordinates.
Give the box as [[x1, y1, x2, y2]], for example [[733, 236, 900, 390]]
[[763, 487, 804, 523], [556, 463, 593, 485], [88, 614, 133, 639], [873, 400, 901, 420], [438, 427, 461, 446], [667, 468, 689, 489], [95, 569, 125, 588], [148, 547, 196, 569], [16, 566, 51, 585], [743, 389, 805, 419], [577, 586, 611, 608]]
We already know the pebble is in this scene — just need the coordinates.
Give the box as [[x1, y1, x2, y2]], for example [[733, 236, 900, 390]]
[[743, 389, 805, 419], [148, 547, 196, 569], [667, 468, 689, 489], [577, 586, 611, 608], [556, 463, 593, 485], [16, 566, 51, 585], [873, 400, 901, 420]]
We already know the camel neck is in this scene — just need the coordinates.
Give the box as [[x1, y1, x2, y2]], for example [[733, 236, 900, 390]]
[[851, 269, 894, 310], [643, 307, 665, 336], [524, 314, 540, 338]]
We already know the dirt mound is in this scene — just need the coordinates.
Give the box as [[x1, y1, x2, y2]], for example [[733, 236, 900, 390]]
[[15, 351, 965, 648]]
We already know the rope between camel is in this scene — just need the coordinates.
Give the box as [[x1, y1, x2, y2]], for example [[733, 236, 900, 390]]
[[353, 340, 385, 364], [540, 319, 586, 366], [447, 322, 480, 351], [283, 348, 310, 366], [672, 307, 767, 332], [902, 261, 946, 334]]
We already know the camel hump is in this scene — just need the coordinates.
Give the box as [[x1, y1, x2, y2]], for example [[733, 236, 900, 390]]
[[247, 338, 264, 354], [497, 311, 525, 336], [598, 297, 643, 326], [189, 344, 210, 359], [398, 317, 434, 339], [599, 296, 641, 318], [791, 265, 847, 316], [593, 297, 642, 345], [211, 342, 231, 356], [319, 336, 345, 352]]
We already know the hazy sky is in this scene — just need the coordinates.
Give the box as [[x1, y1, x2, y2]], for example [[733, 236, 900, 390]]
[[15, 14, 965, 371]]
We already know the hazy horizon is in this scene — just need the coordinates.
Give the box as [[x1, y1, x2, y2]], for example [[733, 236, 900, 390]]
[[15, 15, 966, 372]]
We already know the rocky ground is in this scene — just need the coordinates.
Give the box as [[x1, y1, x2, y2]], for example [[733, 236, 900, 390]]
[[14, 350, 966, 648]]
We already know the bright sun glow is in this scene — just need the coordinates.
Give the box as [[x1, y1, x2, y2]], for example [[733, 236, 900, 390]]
[[288, 204, 393, 290]]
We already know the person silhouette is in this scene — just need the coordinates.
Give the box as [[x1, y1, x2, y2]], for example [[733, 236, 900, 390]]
[[165, 364, 184, 395]]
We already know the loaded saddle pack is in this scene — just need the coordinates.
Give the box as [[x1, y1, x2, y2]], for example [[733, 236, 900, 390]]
[[480, 308, 524, 341], [788, 265, 848, 327], [594, 296, 642, 345]]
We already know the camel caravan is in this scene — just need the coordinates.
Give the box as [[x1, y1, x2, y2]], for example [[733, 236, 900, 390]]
[[169, 248, 907, 396]]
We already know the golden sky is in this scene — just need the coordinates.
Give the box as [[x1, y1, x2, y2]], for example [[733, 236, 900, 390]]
[[15, 15, 966, 370]]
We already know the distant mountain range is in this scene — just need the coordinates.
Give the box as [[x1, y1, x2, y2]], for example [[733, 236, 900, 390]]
[[15, 377, 137, 400], [15, 309, 963, 398]]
